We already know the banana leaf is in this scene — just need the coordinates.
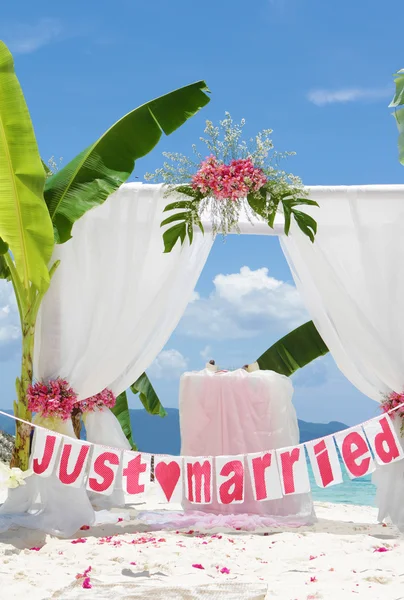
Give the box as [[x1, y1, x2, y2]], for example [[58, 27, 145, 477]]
[[256, 321, 329, 376], [130, 372, 167, 417], [45, 81, 211, 243], [112, 372, 166, 449], [111, 390, 138, 450], [394, 106, 404, 166], [0, 42, 54, 292]]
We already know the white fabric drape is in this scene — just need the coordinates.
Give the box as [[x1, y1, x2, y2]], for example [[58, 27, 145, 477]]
[[34, 183, 213, 399], [280, 184, 404, 528]]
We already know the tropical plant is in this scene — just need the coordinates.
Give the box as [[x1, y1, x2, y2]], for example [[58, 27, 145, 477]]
[[112, 372, 166, 450], [0, 39, 210, 469], [390, 69, 404, 165], [254, 321, 329, 376]]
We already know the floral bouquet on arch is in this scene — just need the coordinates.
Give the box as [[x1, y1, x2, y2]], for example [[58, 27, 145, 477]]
[[145, 113, 319, 252]]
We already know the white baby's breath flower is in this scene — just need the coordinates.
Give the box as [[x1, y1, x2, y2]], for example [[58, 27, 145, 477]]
[[0, 462, 33, 489]]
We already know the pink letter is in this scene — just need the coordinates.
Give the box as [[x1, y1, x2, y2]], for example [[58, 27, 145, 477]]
[[33, 434, 57, 475], [187, 460, 212, 503], [58, 443, 90, 485], [123, 454, 147, 495], [279, 447, 300, 494], [251, 453, 272, 501], [341, 432, 370, 477], [88, 452, 120, 493], [374, 416, 401, 464], [218, 460, 244, 504], [312, 439, 334, 487]]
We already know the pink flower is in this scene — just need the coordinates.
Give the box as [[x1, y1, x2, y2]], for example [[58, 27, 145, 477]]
[[71, 538, 87, 544], [82, 577, 92, 589], [192, 156, 266, 201], [310, 576, 317, 583], [192, 564, 205, 570], [27, 378, 77, 420], [374, 546, 389, 553], [78, 388, 116, 413], [30, 547, 41, 551], [80, 525, 90, 530], [220, 567, 230, 574]]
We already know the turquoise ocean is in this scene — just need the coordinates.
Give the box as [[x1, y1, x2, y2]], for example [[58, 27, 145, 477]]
[[308, 457, 376, 507]]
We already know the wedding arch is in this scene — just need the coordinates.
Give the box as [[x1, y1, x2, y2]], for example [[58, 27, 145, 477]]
[[31, 181, 404, 531]]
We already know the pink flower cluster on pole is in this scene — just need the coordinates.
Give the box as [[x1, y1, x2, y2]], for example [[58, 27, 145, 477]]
[[78, 388, 116, 413], [381, 391, 404, 419], [27, 378, 77, 420], [191, 156, 267, 201]]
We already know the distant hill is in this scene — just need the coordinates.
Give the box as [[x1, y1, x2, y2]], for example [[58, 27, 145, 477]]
[[0, 408, 348, 454]]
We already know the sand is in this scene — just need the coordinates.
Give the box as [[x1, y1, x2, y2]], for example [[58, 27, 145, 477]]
[[0, 489, 402, 600]]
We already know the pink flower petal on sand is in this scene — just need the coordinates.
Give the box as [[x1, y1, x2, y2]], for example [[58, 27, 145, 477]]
[[72, 538, 87, 544], [82, 577, 92, 589], [310, 576, 317, 583], [220, 567, 230, 574], [309, 555, 317, 561], [80, 525, 90, 530], [30, 547, 41, 551], [374, 547, 389, 553], [192, 564, 205, 570], [130, 562, 137, 566]]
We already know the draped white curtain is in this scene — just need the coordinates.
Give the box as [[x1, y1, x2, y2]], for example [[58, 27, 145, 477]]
[[280, 184, 404, 528], [34, 183, 213, 399]]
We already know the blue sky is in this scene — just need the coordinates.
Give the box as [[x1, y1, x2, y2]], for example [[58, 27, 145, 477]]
[[0, 0, 402, 426]]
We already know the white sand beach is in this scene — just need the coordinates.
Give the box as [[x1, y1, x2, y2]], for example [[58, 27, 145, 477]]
[[0, 487, 402, 600]]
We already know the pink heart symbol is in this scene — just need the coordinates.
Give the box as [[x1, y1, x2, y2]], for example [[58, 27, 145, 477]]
[[154, 461, 181, 502]]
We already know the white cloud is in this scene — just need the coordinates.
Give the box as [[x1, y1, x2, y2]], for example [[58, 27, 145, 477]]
[[307, 87, 391, 107], [179, 266, 307, 340], [0, 281, 20, 360], [189, 291, 200, 303], [3, 18, 63, 55], [148, 349, 188, 379]]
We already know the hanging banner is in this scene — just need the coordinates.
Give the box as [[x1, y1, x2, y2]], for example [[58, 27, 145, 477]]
[[154, 456, 183, 503], [3, 407, 404, 506], [215, 455, 245, 505], [305, 436, 343, 488], [334, 426, 375, 479]]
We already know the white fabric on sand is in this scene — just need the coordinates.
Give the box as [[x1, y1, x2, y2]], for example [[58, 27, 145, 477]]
[[0, 418, 119, 537], [280, 184, 404, 530]]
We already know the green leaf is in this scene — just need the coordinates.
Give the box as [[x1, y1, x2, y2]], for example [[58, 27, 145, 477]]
[[131, 372, 167, 417], [390, 69, 404, 108], [0, 237, 8, 254], [42, 159, 51, 178], [161, 211, 191, 227], [292, 209, 317, 242], [44, 81, 211, 243], [162, 222, 187, 253], [187, 222, 194, 244], [174, 185, 201, 199], [0, 41, 54, 292], [394, 106, 404, 166], [282, 202, 292, 236], [256, 321, 329, 376], [111, 391, 138, 450], [163, 200, 194, 212]]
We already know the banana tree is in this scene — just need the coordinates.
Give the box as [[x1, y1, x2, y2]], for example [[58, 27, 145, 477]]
[[0, 39, 210, 469], [390, 69, 404, 165]]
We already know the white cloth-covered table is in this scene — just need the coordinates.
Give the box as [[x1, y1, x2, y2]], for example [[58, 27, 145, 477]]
[[179, 368, 315, 524]]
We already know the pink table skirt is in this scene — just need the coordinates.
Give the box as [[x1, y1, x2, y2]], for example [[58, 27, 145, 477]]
[[179, 368, 315, 524]]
